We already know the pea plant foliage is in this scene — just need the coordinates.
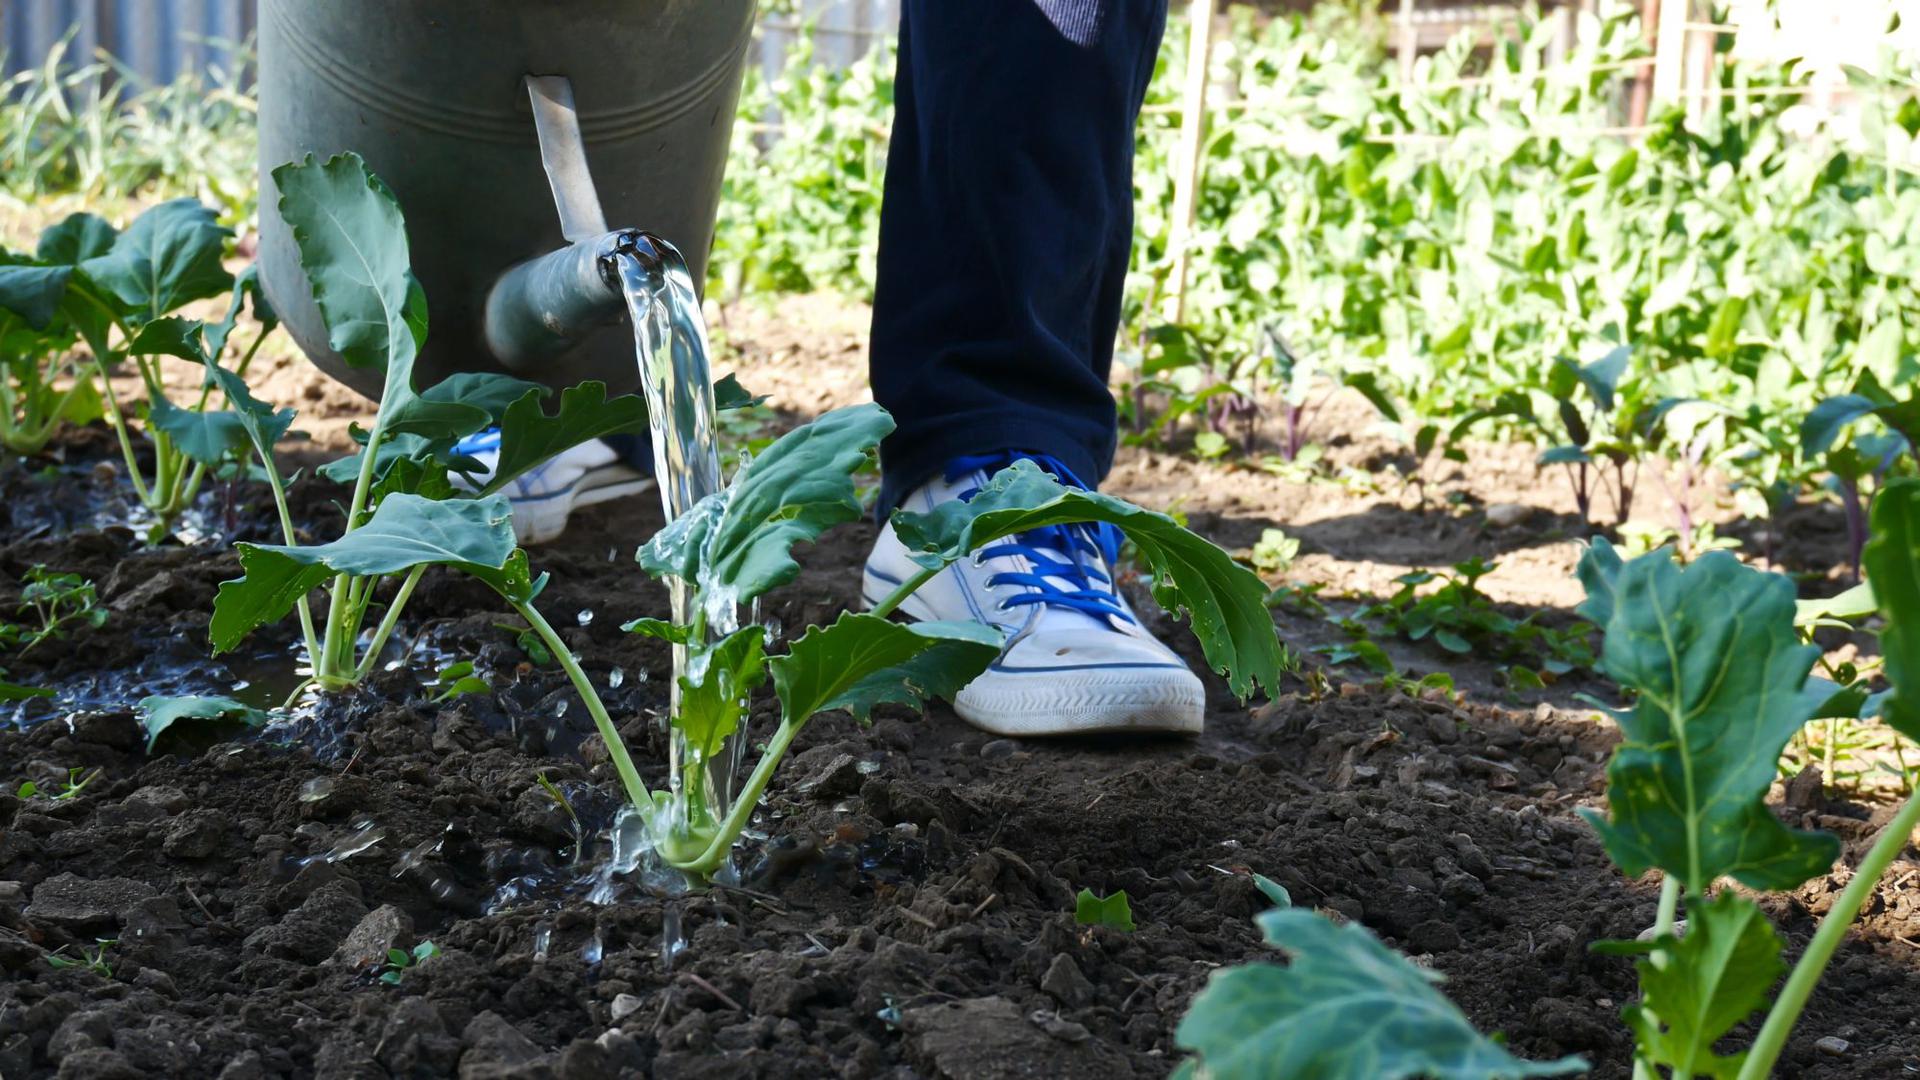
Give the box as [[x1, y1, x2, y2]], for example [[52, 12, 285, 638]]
[[1173, 482, 1920, 1079]]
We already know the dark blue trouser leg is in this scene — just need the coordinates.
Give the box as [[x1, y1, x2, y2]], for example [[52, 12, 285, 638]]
[[869, 0, 1169, 516]]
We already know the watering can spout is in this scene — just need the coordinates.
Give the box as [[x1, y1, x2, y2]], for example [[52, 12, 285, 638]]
[[482, 229, 630, 369]]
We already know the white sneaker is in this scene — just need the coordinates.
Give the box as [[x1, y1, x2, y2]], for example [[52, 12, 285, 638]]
[[862, 454, 1204, 737], [453, 432, 654, 545]]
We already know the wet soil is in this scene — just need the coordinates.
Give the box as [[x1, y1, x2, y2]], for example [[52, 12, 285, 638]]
[[0, 298, 1916, 1078]]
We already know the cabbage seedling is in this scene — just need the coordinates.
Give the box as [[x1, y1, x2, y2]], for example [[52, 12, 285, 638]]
[[1173, 485, 1920, 1079], [0, 204, 277, 539], [619, 402, 1291, 876]]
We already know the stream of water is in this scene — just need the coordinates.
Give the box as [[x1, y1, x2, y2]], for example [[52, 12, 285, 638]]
[[609, 232, 743, 838]]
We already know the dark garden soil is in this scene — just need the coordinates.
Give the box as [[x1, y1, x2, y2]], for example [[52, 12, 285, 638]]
[[2, 322, 1919, 1078]]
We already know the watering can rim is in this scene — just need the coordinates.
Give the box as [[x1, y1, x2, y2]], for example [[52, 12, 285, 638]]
[[261, 0, 757, 145]]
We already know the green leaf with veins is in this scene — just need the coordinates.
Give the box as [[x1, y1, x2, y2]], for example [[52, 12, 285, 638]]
[[126, 316, 211, 362], [1620, 891, 1783, 1080], [137, 694, 268, 752], [211, 494, 516, 652], [0, 263, 74, 329], [1574, 536, 1625, 627], [770, 613, 1000, 726], [271, 153, 427, 426], [36, 212, 118, 265], [1864, 478, 1920, 741], [483, 381, 649, 493], [191, 350, 298, 470], [675, 625, 768, 764], [204, 265, 279, 359], [385, 372, 547, 442], [1176, 909, 1587, 1080], [79, 198, 232, 319], [888, 459, 1288, 701], [636, 403, 893, 604], [473, 549, 547, 605], [1576, 550, 1836, 894], [148, 398, 254, 466]]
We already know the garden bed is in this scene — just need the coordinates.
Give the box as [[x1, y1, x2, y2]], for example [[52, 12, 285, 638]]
[[0, 304, 1916, 1079]]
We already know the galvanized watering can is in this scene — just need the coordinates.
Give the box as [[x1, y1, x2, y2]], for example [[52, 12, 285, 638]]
[[255, 0, 758, 397]]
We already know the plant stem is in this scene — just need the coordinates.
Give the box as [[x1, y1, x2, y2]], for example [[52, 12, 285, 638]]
[[319, 432, 389, 682], [511, 598, 653, 812], [1653, 874, 1679, 938], [869, 565, 941, 619], [1737, 787, 1920, 1080], [679, 719, 803, 875], [354, 566, 426, 682], [90, 357, 150, 504]]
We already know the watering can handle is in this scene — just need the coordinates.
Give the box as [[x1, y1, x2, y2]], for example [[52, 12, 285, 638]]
[[482, 75, 627, 370], [525, 75, 608, 242]]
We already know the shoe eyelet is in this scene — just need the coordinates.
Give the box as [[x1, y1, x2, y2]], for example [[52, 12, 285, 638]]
[[995, 600, 1013, 612], [970, 551, 986, 568]]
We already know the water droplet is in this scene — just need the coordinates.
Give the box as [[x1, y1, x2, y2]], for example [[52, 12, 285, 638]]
[[298, 777, 334, 803], [608, 667, 626, 689], [325, 822, 387, 862], [554, 700, 568, 718], [577, 609, 595, 627], [581, 930, 604, 966], [533, 923, 552, 961], [855, 760, 882, 776], [661, 905, 685, 969]]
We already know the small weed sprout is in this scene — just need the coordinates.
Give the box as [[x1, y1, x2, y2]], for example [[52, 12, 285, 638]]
[[47, 939, 115, 978], [0, 567, 107, 654], [380, 941, 440, 985]]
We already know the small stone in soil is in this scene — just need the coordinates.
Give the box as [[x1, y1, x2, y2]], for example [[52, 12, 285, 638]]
[[23, 872, 157, 930], [1485, 502, 1533, 528], [1040, 953, 1093, 1008], [162, 809, 227, 859], [331, 904, 411, 969], [610, 993, 643, 1022], [980, 739, 1018, 760], [1815, 1036, 1851, 1057]]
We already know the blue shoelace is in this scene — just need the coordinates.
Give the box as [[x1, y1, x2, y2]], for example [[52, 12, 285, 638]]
[[944, 452, 1133, 625]]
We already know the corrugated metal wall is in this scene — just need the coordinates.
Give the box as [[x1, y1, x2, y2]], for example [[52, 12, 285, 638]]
[[3, 0, 894, 85], [2, 0, 255, 82]]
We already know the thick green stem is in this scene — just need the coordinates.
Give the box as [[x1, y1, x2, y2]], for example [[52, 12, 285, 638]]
[[674, 719, 803, 876], [319, 430, 388, 681], [1630, 875, 1686, 1080], [354, 566, 426, 682], [1653, 874, 1680, 939], [1736, 788, 1920, 1080], [869, 564, 942, 619], [512, 599, 653, 812]]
